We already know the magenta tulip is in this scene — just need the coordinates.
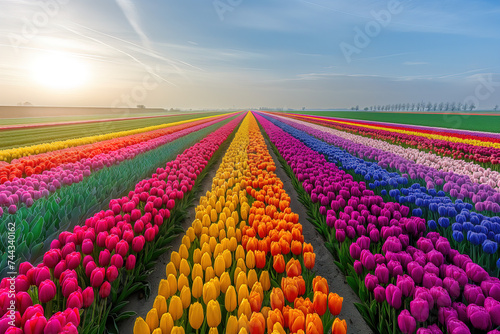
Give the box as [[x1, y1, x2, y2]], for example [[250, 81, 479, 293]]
[[467, 304, 492, 331], [386, 284, 402, 309], [398, 310, 416, 334], [82, 287, 94, 308], [99, 281, 111, 299], [410, 298, 429, 322], [67, 291, 83, 309], [90, 267, 105, 288], [38, 279, 56, 303], [485, 297, 500, 326]]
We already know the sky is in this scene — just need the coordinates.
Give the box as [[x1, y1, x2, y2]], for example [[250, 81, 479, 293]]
[[0, 0, 499, 110]]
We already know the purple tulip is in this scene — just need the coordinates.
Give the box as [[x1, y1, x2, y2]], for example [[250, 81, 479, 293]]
[[422, 272, 443, 290], [485, 297, 500, 326], [466, 263, 489, 283], [407, 261, 424, 284], [435, 237, 451, 256], [430, 286, 452, 308], [357, 235, 370, 250], [361, 272, 376, 291], [382, 236, 402, 253], [443, 277, 461, 300], [414, 287, 434, 310], [426, 250, 444, 267], [398, 310, 416, 334], [335, 229, 346, 243], [438, 307, 458, 325], [375, 264, 390, 285], [397, 275, 415, 298], [424, 262, 440, 276], [386, 284, 402, 309], [374, 285, 385, 303], [445, 317, 470, 334], [446, 265, 468, 288], [467, 304, 492, 331], [453, 302, 468, 323], [482, 278, 500, 301], [426, 324, 443, 334], [388, 260, 404, 278], [464, 284, 486, 306], [410, 298, 429, 322], [349, 242, 361, 260], [360, 249, 376, 271], [416, 237, 434, 253], [353, 260, 363, 276]]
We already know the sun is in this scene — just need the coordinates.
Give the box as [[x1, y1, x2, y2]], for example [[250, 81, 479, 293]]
[[32, 52, 88, 90]]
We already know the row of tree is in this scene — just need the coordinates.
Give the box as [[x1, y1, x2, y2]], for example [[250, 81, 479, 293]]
[[351, 103, 499, 112]]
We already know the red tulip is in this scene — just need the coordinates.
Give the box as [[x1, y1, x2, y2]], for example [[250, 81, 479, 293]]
[[106, 265, 119, 283], [99, 281, 111, 299], [54, 260, 67, 279], [62, 278, 78, 298], [132, 236, 145, 253], [67, 291, 83, 309], [24, 313, 47, 334], [90, 267, 105, 288], [110, 254, 124, 269], [81, 239, 94, 255], [82, 287, 94, 308], [43, 249, 61, 269], [38, 279, 56, 303], [15, 291, 32, 314], [66, 252, 81, 270], [126, 255, 136, 270], [115, 240, 129, 257]]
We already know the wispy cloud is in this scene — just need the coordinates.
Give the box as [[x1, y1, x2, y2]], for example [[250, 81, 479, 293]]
[[403, 61, 428, 66], [115, 0, 151, 49]]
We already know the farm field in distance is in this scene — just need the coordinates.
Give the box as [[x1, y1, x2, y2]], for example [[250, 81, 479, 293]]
[[284, 110, 500, 133]]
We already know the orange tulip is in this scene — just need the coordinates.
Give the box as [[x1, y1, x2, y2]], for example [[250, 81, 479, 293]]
[[279, 238, 290, 255], [294, 297, 314, 315], [270, 242, 280, 257], [282, 306, 291, 329], [281, 277, 298, 303], [303, 252, 316, 270], [288, 309, 305, 333], [259, 271, 271, 291], [332, 318, 347, 334], [312, 277, 329, 295], [328, 293, 343, 316], [273, 255, 285, 274], [248, 291, 262, 313], [285, 259, 302, 277], [305, 313, 323, 334], [248, 312, 265, 334], [312, 291, 327, 316], [270, 288, 285, 311], [293, 276, 306, 297], [303, 243, 313, 253], [266, 309, 284, 333], [254, 250, 266, 269], [290, 240, 302, 256]]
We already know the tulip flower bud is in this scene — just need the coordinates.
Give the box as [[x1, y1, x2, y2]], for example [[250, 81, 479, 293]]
[[207, 300, 222, 328], [160, 313, 174, 334], [225, 286, 237, 312], [189, 302, 204, 330], [153, 295, 167, 318], [133, 317, 149, 334], [169, 296, 183, 321], [38, 279, 56, 303]]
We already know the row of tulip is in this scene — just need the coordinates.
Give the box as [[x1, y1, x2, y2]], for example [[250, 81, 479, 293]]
[[0, 114, 237, 216], [0, 113, 235, 183], [256, 113, 500, 334], [134, 113, 347, 334], [279, 113, 500, 170], [270, 113, 500, 194], [0, 116, 238, 278], [259, 114, 500, 274], [0, 115, 244, 334]]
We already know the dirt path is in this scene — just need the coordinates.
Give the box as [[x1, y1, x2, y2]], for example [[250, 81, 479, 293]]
[[263, 134, 375, 334]]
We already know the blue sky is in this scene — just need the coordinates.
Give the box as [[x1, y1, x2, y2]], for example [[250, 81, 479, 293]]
[[0, 0, 499, 110]]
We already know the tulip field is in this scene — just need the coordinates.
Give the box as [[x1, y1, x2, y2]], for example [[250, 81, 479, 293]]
[[1, 111, 500, 334]]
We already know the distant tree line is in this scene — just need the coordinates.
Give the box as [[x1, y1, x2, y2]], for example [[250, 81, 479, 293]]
[[351, 102, 481, 112]]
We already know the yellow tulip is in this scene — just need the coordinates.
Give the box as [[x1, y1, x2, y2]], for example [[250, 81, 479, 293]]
[[241, 207, 248, 220], [238, 314, 249, 332], [209, 237, 217, 253], [213, 244, 224, 259], [228, 237, 237, 252], [133, 317, 150, 334], [214, 255, 226, 277], [200, 235, 210, 248], [239, 328, 248, 334], [201, 253, 212, 271], [211, 277, 221, 296], [167, 274, 177, 296], [209, 328, 218, 334], [166, 262, 177, 278], [189, 302, 204, 330], [259, 271, 271, 291], [179, 259, 190, 277], [235, 245, 245, 261], [235, 229, 242, 242], [238, 298, 251, 319], [158, 279, 171, 299], [192, 276, 203, 299], [209, 224, 219, 239], [225, 285, 237, 312], [272, 323, 286, 334], [215, 201, 222, 213], [226, 315, 239, 334], [192, 263, 203, 280], [247, 269, 257, 289], [219, 212, 227, 223], [205, 267, 215, 282], [193, 219, 202, 236], [219, 272, 231, 293], [177, 274, 189, 291], [261, 306, 270, 321], [145, 308, 159, 331], [227, 227, 236, 239], [181, 235, 191, 249], [193, 249, 202, 264], [251, 282, 264, 301], [169, 296, 183, 321], [222, 250, 232, 269], [180, 286, 191, 309], [207, 300, 222, 328], [235, 271, 247, 292], [203, 281, 218, 304], [201, 243, 212, 258], [179, 244, 189, 260], [203, 214, 211, 227], [210, 209, 218, 223], [231, 211, 239, 224], [171, 326, 185, 334], [219, 229, 226, 241], [152, 295, 167, 317], [170, 251, 181, 269], [245, 251, 255, 269], [152, 329, 162, 334], [238, 284, 249, 305], [186, 227, 196, 242], [236, 258, 246, 273]]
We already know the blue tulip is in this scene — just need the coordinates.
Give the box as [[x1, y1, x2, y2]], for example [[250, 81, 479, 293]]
[[437, 191, 445, 197], [462, 222, 474, 232], [452, 231, 464, 243], [429, 203, 438, 212], [471, 216, 480, 225], [438, 206, 447, 216], [474, 225, 488, 235], [412, 208, 422, 217], [447, 207, 457, 217], [428, 220, 437, 230], [467, 231, 480, 245], [381, 189, 387, 196], [452, 223, 463, 232], [456, 215, 466, 224], [495, 234, 500, 244], [482, 240, 498, 254], [438, 217, 450, 228]]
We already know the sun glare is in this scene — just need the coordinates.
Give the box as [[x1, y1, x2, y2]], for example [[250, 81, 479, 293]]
[[32, 52, 88, 90]]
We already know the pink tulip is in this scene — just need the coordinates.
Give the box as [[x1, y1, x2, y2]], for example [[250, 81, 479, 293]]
[[82, 287, 94, 308], [38, 280, 56, 303]]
